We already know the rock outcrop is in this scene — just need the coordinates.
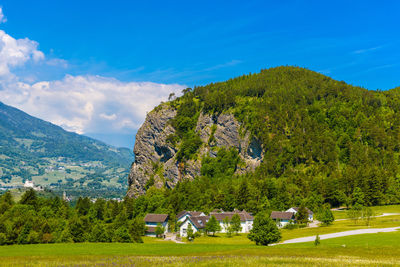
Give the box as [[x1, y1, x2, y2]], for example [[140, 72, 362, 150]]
[[127, 104, 263, 197]]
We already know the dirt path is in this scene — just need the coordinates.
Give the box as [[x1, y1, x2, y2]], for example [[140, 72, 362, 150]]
[[275, 226, 400, 245]]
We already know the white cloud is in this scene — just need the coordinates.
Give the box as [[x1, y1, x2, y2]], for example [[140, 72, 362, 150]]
[[0, 8, 185, 141], [0, 75, 185, 135], [0, 7, 7, 24], [0, 30, 44, 79]]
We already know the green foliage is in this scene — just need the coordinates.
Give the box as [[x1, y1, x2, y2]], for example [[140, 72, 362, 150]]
[[231, 214, 242, 235], [296, 205, 309, 224], [155, 223, 165, 238], [317, 207, 335, 225], [314, 234, 320, 246], [186, 223, 194, 241], [248, 212, 281, 245], [205, 215, 221, 236]]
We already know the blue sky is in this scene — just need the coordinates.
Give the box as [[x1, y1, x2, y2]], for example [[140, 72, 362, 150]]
[[0, 1, 399, 148]]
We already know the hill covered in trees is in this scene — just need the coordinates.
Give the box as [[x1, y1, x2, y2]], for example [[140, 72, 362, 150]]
[[0, 102, 133, 198], [128, 66, 400, 215]]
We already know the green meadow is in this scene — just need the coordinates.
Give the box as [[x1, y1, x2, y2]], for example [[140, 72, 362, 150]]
[[1, 205, 399, 266], [1, 220, 400, 266]]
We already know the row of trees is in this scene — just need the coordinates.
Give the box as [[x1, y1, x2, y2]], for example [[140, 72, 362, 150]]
[[0, 190, 145, 245]]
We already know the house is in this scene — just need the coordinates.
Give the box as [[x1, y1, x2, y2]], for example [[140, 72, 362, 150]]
[[176, 210, 206, 223], [179, 216, 209, 237], [286, 207, 314, 221], [270, 211, 295, 228], [24, 180, 34, 188], [209, 209, 254, 233], [144, 214, 169, 237]]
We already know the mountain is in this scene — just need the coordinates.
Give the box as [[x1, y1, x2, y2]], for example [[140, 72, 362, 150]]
[[0, 101, 133, 198], [127, 66, 400, 211]]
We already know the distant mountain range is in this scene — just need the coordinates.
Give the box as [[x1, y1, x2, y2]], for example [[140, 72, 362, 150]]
[[0, 101, 133, 199]]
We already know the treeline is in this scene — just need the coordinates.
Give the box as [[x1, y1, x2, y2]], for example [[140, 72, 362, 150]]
[[0, 190, 144, 245], [160, 66, 400, 210]]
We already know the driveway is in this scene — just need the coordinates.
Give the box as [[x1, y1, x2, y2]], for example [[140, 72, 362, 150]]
[[275, 226, 400, 245]]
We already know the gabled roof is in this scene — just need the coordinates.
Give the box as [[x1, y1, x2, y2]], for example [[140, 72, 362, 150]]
[[177, 210, 189, 220], [289, 207, 314, 215], [187, 216, 210, 229], [177, 210, 203, 220], [209, 210, 254, 222], [270, 211, 295, 220], [144, 213, 168, 223]]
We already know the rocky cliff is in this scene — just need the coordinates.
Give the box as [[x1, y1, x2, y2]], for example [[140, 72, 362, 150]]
[[127, 103, 263, 197]]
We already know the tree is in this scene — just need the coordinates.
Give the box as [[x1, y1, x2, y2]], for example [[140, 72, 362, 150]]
[[20, 189, 37, 207], [186, 223, 194, 241], [236, 180, 249, 210], [318, 207, 335, 225], [89, 223, 109, 242], [248, 212, 281, 246], [352, 187, 365, 206], [222, 217, 233, 237], [112, 226, 132, 243], [314, 234, 320, 246], [296, 205, 309, 224], [347, 204, 362, 225], [231, 214, 242, 235], [362, 206, 374, 226], [129, 217, 145, 243], [205, 215, 221, 236], [155, 223, 165, 238]]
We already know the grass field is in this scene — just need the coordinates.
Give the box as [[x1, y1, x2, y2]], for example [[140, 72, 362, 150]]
[[0, 206, 399, 266], [332, 205, 400, 219], [1, 231, 400, 266]]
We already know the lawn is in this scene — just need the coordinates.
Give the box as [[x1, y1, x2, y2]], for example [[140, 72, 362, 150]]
[[332, 204, 400, 219], [0, 207, 399, 266], [1, 231, 400, 266]]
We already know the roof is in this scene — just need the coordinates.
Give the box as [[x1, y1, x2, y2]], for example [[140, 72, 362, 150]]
[[177, 210, 189, 219], [144, 214, 169, 223], [209, 210, 254, 222], [290, 207, 314, 215], [270, 211, 295, 220], [189, 211, 203, 217], [187, 216, 210, 229]]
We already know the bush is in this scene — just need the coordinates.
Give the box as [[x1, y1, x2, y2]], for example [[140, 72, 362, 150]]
[[0, 233, 6, 245]]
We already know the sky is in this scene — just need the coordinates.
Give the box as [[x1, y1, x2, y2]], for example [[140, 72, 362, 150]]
[[0, 1, 399, 148]]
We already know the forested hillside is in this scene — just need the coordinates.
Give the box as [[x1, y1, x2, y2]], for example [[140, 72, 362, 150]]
[[128, 66, 400, 215], [0, 102, 133, 198]]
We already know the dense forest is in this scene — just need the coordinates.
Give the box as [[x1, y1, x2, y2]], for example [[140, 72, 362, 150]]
[[132, 66, 400, 215], [0, 190, 144, 245]]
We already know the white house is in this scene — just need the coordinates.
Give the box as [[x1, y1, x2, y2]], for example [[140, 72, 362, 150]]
[[24, 180, 34, 188], [179, 216, 209, 237], [144, 214, 169, 237], [209, 209, 254, 233], [286, 207, 314, 221], [270, 211, 295, 228], [177, 210, 206, 224]]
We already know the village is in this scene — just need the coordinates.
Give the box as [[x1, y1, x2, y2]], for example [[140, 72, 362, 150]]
[[143, 207, 314, 239]]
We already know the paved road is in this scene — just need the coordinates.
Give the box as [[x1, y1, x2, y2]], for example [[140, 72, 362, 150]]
[[275, 226, 400, 245]]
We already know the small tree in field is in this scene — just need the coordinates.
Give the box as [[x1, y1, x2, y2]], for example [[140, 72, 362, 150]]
[[317, 207, 335, 226], [206, 215, 221, 236], [314, 234, 320, 246], [186, 223, 194, 241], [231, 214, 242, 235], [248, 212, 281, 246], [155, 223, 165, 238], [223, 217, 233, 237]]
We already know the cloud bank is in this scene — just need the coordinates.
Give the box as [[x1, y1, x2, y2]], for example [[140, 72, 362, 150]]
[[0, 9, 185, 146]]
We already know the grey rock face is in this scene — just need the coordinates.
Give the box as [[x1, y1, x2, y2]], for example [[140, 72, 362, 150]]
[[127, 105, 263, 197]]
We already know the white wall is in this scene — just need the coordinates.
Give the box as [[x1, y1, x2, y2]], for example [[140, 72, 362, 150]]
[[218, 220, 253, 233], [179, 220, 198, 237]]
